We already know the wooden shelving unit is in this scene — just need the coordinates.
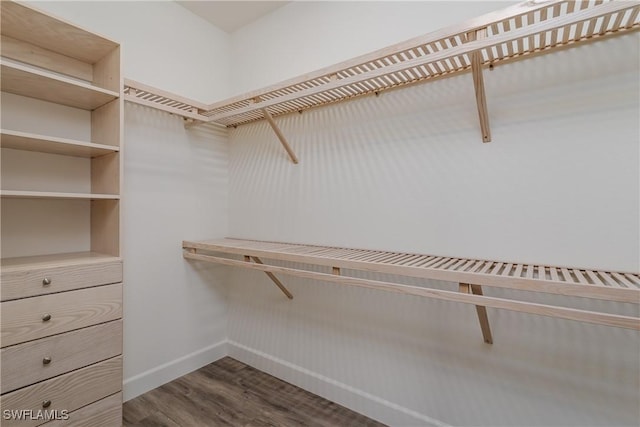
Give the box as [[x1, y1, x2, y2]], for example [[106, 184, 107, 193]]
[[125, 0, 639, 161], [184, 239, 640, 341], [0, 1, 123, 424]]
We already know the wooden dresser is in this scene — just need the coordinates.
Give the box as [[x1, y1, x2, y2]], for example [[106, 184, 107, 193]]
[[1, 2, 123, 425]]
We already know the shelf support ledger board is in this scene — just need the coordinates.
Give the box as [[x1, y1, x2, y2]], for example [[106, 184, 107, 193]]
[[183, 238, 640, 343], [124, 0, 639, 148]]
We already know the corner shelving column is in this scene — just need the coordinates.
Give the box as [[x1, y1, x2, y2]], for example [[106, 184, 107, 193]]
[[0, 2, 123, 425]]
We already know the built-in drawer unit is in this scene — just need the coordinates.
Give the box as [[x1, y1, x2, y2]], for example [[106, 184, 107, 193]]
[[0, 256, 122, 301], [0, 283, 122, 347], [42, 392, 122, 427], [1, 320, 122, 393], [0, 356, 122, 427]]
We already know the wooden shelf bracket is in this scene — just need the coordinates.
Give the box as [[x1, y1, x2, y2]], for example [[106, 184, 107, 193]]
[[460, 283, 493, 344], [250, 256, 294, 299], [469, 28, 491, 143], [260, 107, 299, 164]]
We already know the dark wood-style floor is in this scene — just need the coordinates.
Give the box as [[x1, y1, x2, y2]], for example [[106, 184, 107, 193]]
[[123, 357, 387, 427]]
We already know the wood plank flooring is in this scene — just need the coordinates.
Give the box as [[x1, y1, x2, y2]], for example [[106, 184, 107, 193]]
[[123, 357, 387, 427]]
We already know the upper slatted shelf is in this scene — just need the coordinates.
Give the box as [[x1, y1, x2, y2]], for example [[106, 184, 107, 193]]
[[125, 0, 640, 127], [183, 238, 640, 304], [205, 0, 639, 127]]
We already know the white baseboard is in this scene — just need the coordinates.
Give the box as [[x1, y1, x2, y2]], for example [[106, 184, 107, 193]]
[[123, 339, 228, 401], [227, 340, 449, 427]]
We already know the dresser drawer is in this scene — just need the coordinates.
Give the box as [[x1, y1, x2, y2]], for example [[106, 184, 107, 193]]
[[1, 320, 122, 393], [42, 392, 122, 427], [1, 283, 122, 348], [1, 258, 122, 301], [0, 356, 122, 427]]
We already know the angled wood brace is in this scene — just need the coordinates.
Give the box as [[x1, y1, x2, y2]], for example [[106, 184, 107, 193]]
[[460, 282, 493, 344], [468, 28, 492, 143], [259, 103, 299, 164], [247, 255, 294, 299]]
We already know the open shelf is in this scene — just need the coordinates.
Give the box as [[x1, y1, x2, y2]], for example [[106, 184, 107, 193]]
[[1, 129, 119, 158], [0, 251, 121, 271], [0, 190, 120, 200], [0, 1, 118, 65], [0, 60, 119, 110], [183, 238, 640, 336], [125, 0, 640, 131]]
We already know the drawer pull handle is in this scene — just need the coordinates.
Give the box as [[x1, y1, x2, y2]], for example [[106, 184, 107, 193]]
[[42, 314, 52, 322], [42, 277, 52, 286], [42, 400, 51, 408], [43, 356, 52, 365]]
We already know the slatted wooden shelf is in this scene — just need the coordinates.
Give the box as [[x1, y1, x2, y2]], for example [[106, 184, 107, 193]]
[[183, 238, 640, 336], [0, 60, 119, 110], [125, 0, 640, 130], [1, 129, 119, 158]]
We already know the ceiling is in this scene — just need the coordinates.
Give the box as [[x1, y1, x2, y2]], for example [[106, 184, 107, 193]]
[[177, 1, 289, 33]]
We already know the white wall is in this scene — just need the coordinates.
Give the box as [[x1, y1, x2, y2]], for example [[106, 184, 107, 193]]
[[22, 1, 232, 400], [227, 2, 640, 426]]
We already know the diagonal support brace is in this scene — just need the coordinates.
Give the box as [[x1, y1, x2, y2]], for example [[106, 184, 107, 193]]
[[250, 256, 294, 299], [469, 28, 492, 143], [460, 283, 493, 344], [261, 107, 299, 164]]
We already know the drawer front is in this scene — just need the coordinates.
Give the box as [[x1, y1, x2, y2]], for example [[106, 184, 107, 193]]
[[0, 356, 122, 427], [43, 392, 122, 427], [1, 283, 122, 347], [1, 260, 122, 301], [1, 320, 122, 393]]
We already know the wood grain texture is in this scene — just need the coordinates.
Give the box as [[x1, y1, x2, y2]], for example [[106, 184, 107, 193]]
[[44, 392, 122, 427], [92, 46, 121, 92], [1, 283, 122, 347], [91, 152, 120, 195], [0, 60, 118, 110], [0, 129, 119, 158], [0, 35, 93, 81], [0, 356, 122, 427], [1, 320, 122, 393], [123, 357, 385, 427], [91, 199, 120, 257], [0, 254, 121, 301], [0, 1, 118, 64], [91, 98, 122, 148]]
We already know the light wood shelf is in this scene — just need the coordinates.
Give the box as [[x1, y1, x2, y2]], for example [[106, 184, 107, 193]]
[[0, 60, 119, 110], [0, 1, 118, 64], [1, 129, 119, 158], [183, 238, 640, 336], [0, 190, 119, 200], [1, 251, 121, 271], [125, 0, 640, 133]]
